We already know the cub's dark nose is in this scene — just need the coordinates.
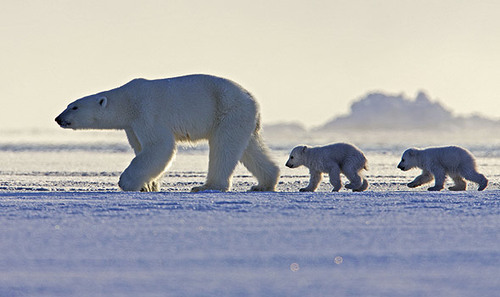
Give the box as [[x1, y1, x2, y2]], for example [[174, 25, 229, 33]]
[[397, 164, 404, 170], [285, 162, 293, 168]]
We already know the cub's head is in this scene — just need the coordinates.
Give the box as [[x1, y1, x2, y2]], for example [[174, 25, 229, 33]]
[[397, 148, 419, 171], [55, 95, 109, 130], [285, 145, 308, 168]]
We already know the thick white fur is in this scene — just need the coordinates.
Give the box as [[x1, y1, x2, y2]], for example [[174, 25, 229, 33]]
[[397, 146, 488, 191], [285, 143, 368, 192], [55, 74, 279, 192]]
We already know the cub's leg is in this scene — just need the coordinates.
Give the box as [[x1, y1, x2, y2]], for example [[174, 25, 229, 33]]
[[300, 169, 322, 192], [354, 178, 369, 192], [448, 174, 466, 191], [408, 170, 433, 188], [328, 164, 342, 192], [343, 165, 363, 191], [461, 169, 488, 191], [427, 167, 446, 191]]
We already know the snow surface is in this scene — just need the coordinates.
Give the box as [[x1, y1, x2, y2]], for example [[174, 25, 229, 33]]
[[0, 129, 499, 297]]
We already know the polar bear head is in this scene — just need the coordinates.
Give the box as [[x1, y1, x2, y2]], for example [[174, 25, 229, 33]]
[[285, 145, 308, 168], [55, 94, 119, 130], [397, 148, 420, 171]]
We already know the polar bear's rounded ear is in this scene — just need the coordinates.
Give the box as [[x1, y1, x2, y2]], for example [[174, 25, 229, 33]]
[[98, 96, 108, 108], [408, 148, 417, 156], [301, 146, 307, 153]]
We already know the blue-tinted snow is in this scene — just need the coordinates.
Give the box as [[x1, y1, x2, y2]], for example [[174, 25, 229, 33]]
[[0, 128, 499, 296], [0, 191, 499, 297]]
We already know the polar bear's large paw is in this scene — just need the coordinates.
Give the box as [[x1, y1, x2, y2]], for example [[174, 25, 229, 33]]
[[249, 185, 275, 192], [119, 176, 141, 191], [141, 180, 159, 192], [118, 171, 150, 192]]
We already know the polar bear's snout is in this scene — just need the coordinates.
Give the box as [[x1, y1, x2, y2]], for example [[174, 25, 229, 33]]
[[397, 163, 405, 170], [55, 114, 71, 128], [285, 161, 293, 168]]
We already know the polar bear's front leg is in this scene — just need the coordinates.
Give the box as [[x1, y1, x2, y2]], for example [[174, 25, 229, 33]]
[[427, 167, 445, 191], [300, 170, 322, 192], [118, 130, 175, 192], [328, 166, 342, 192], [408, 170, 433, 188]]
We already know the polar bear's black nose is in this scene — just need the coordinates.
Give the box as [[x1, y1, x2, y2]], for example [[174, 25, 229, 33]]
[[55, 115, 63, 125], [397, 164, 404, 170], [55, 115, 70, 127]]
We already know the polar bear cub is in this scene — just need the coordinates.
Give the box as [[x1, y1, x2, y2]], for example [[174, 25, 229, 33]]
[[285, 143, 368, 192], [397, 146, 488, 191]]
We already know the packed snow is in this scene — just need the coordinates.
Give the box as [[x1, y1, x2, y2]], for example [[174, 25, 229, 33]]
[[0, 129, 499, 297]]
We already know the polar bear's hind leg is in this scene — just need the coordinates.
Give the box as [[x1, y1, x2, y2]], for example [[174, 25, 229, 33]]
[[353, 178, 369, 192], [461, 169, 488, 191], [192, 105, 255, 192], [343, 166, 363, 191], [449, 174, 466, 191], [240, 133, 279, 191]]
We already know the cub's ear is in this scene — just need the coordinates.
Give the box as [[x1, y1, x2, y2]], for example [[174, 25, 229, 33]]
[[408, 148, 417, 156], [98, 96, 107, 108], [301, 146, 308, 153]]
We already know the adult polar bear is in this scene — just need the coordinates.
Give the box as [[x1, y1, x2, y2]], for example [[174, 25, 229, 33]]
[[55, 74, 280, 192]]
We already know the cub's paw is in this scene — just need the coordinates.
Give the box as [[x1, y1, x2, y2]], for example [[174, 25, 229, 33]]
[[427, 186, 443, 191], [407, 182, 419, 188], [448, 185, 466, 191], [354, 179, 369, 192], [299, 188, 314, 192], [478, 178, 488, 191]]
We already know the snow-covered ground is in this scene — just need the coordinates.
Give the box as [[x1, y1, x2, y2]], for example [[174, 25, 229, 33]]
[[0, 129, 499, 297]]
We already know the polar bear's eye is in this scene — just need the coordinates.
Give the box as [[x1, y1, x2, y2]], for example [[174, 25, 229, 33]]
[[401, 158, 405, 162], [290, 156, 294, 159], [72, 106, 78, 111]]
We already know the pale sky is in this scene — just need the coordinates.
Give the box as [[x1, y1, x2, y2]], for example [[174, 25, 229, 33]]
[[1, 0, 500, 129]]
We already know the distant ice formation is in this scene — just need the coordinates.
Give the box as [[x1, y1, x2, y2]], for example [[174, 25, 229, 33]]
[[263, 91, 500, 147], [316, 91, 499, 131]]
